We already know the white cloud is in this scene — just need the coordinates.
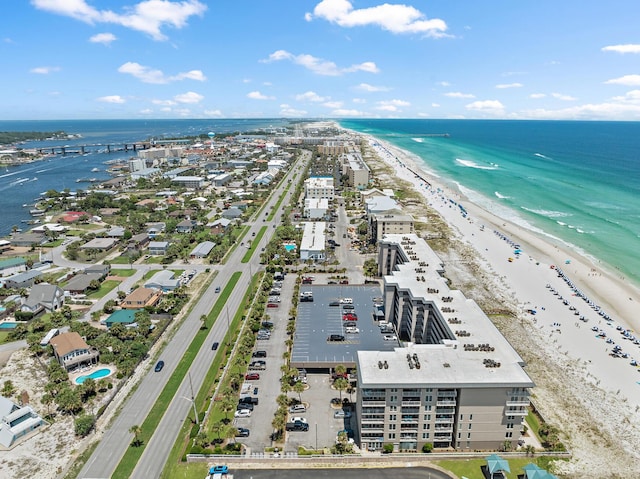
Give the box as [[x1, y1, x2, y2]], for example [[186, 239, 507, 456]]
[[530, 93, 546, 99], [308, 0, 448, 37], [356, 83, 389, 92], [280, 105, 307, 116], [295, 91, 327, 102], [174, 91, 203, 104], [204, 109, 224, 117], [352, 98, 366, 104], [551, 92, 577, 101], [611, 89, 640, 103], [431, 103, 440, 107], [437, 81, 450, 87], [495, 83, 523, 89], [377, 99, 410, 109], [32, 0, 207, 41], [152, 99, 177, 106], [331, 108, 366, 116], [445, 91, 475, 99], [376, 105, 399, 112], [323, 101, 343, 108], [602, 44, 640, 54], [247, 91, 275, 100], [604, 74, 640, 86], [465, 100, 505, 114], [97, 95, 125, 104], [30, 66, 60, 74], [118, 62, 206, 84], [262, 50, 378, 76], [139, 108, 153, 114], [89, 32, 116, 45], [521, 102, 640, 120]]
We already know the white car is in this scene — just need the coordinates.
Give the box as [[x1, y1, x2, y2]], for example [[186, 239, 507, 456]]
[[289, 404, 307, 413], [339, 298, 353, 304], [235, 409, 252, 418], [345, 327, 359, 334], [291, 416, 307, 424], [383, 334, 398, 341], [334, 410, 352, 419]]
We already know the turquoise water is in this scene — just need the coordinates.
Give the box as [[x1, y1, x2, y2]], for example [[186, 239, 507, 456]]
[[284, 244, 296, 252], [341, 119, 640, 287], [0, 322, 18, 329], [75, 368, 112, 384]]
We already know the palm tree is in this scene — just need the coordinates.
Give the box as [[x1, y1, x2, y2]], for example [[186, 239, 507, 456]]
[[293, 381, 305, 403], [129, 424, 142, 447], [334, 378, 349, 401]]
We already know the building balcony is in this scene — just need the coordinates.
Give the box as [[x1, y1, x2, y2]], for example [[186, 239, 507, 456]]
[[434, 433, 452, 440], [437, 391, 457, 398], [506, 400, 530, 407], [505, 407, 528, 416], [361, 399, 386, 406], [436, 400, 457, 406], [435, 417, 454, 424], [402, 400, 421, 406], [436, 407, 455, 414], [434, 425, 453, 432]]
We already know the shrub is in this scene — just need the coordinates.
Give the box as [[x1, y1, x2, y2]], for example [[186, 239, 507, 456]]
[[74, 414, 96, 437], [383, 443, 394, 454], [422, 443, 433, 453]]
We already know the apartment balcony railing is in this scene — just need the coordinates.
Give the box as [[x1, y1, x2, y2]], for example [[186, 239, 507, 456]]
[[436, 400, 457, 406]]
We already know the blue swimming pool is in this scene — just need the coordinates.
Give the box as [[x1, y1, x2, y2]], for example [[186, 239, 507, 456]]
[[0, 322, 18, 329], [75, 368, 113, 384], [284, 244, 296, 252]]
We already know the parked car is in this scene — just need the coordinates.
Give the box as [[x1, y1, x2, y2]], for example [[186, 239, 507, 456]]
[[339, 297, 353, 304], [286, 422, 309, 431], [289, 404, 307, 413], [267, 303, 279, 308], [239, 396, 259, 405], [252, 350, 267, 358], [154, 360, 164, 372], [245, 373, 260, 380], [211, 342, 219, 350], [215, 286, 221, 293], [234, 409, 251, 418], [344, 327, 359, 334], [327, 334, 345, 342], [291, 416, 307, 424], [342, 304, 355, 310], [340, 280, 349, 284], [383, 334, 398, 341], [236, 427, 250, 437], [236, 403, 254, 411], [261, 321, 274, 329], [334, 409, 352, 419], [329, 301, 340, 306], [211, 465, 229, 474]]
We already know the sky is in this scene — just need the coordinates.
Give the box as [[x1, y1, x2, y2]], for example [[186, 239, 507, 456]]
[[2, 0, 640, 120]]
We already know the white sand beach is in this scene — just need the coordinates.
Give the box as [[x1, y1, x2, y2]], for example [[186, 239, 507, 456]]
[[358, 131, 640, 477]]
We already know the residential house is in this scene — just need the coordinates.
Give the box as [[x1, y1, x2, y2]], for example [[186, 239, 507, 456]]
[[80, 238, 119, 252], [104, 309, 143, 328], [49, 331, 100, 372], [146, 222, 166, 238], [189, 241, 215, 259], [144, 270, 180, 292], [21, 284, 64, 314], [3, 270, 42, 289], [127, 233, 150, 251], [207, 218, 232, 235], [63, 273, 103, 295], [8, 233, 46, 248], [61, 211, 91, 224], [176, 219, 198, 233], [0, 396, 47, 449], [0, 240, 11, 254], [221, 207, 243, 219], [105, 226, 126, 238], [148, 241, 169, 256], [0, 258, 27, 277], [121, 287, 162, 309]]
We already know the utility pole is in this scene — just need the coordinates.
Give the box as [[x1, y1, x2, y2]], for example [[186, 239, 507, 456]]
[[188, 372, 199, 425]]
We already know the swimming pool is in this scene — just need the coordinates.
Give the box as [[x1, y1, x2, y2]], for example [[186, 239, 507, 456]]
[[284, 244, 296, 252], [0, 322, 18, 329], [75, 368, 114, 384]]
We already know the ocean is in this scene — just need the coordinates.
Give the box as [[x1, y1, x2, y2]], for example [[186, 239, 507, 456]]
[[340, 119, 640, 288], [2, 118, 639, 288], [0, 118, 288, 238]]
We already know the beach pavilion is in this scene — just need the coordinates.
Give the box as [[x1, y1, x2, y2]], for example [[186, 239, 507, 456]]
[[518, 463, 559, 479], [484, 454, 511, 478]]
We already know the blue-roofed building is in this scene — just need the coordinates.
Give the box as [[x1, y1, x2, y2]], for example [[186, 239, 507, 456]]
[[104, 309, 143, 328]]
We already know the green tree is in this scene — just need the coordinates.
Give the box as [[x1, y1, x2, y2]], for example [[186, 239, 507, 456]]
[[2, 380, 16, 397], [56, 387, 82, 415], [334, 378, 349, 401], [74, 414, 96, 437], [293, 381, 305, 403], [129, 424, 143, 447]]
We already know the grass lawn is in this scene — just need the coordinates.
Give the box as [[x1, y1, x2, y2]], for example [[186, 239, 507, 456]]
[[241, 226, 267, 263], [86, 280, 121, 299], [0, 331, 11, 344], [109, 255, 137, 265], [112, 272, 242, 479], [109, 268, 137, 277], [435, 457, 558, 479]]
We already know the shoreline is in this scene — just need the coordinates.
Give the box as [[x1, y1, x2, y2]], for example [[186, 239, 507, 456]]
[[339, 125, 640, 475]]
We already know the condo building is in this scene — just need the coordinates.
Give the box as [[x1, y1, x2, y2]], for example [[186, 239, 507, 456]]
[[356, 234, 534, 452], [304, 177, 334, 200]]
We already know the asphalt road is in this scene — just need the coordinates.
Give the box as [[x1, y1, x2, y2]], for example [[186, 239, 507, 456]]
[[79, 150, 310, 479], [232, 467, 452, 479]]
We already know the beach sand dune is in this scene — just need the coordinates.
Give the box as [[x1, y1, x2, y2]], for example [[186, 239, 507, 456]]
[[357, 132, 640, 477]]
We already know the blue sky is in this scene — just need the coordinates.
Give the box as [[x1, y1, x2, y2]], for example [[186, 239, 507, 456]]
[[2, 0, 640, 120]]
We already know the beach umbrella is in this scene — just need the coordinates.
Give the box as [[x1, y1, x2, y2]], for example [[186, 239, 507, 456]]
[[486, 454, 510, 478]]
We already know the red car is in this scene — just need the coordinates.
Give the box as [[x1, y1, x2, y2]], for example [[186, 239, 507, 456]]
[[343, 313, 358, 321], [267, 303, 279, 308], [245, 373, 260, 380]]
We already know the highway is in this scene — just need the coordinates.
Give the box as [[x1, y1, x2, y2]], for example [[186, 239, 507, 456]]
[[79, 150, 310, 479]]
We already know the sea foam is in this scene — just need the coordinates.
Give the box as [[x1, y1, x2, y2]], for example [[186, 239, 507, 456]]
[[455, 158, 498, 170]]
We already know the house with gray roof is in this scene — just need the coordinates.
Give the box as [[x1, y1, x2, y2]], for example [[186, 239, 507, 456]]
[[21, 284, 64, 315], [0, 396, 47, 449], [63, 273, 103, 295], [221, 207, 243, 219], [144, 270, 180, 292], [189, 241, 215, 259], [2, 270, 42, 289]]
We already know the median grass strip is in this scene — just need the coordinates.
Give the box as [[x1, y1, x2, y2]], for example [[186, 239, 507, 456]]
[[161, 272, 261, 479], [266, 181, 291, 221], [241, 226, 267, 263], [111, 272, 242, 479]]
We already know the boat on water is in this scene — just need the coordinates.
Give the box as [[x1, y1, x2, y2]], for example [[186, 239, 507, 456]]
[[91, 167, 100, 172], [30, 209, 46, 216]]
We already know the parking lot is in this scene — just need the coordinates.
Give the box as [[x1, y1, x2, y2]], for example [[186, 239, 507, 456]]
[[291, 284, 398, 369]]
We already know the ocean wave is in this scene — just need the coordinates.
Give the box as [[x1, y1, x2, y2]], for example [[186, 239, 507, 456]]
[[557, 221, 566, 226], [411, 137, 424, 143], [494, 191, 510, 199], [521, 206, 571, 219], [455, 158, 498, 170], [534, 152, 552, 160]]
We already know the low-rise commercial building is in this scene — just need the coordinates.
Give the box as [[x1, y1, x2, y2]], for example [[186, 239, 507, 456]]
[[299, 221, 326, 262]]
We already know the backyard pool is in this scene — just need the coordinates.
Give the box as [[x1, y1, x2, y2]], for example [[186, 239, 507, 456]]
[[284, 243, 296, 252], [0, 322, 18, 329], [75, 367, 114, 385]]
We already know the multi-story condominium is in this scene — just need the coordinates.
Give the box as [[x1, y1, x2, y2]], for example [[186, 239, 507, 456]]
[[370, 212, 414, 243], [317, 140, 347, 155], [356, 234, 534, 453], [304, 177, 334, 200], [300, 222, 326, 261], [340, 152, 370, 189], [304, 198, 329, 219]]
